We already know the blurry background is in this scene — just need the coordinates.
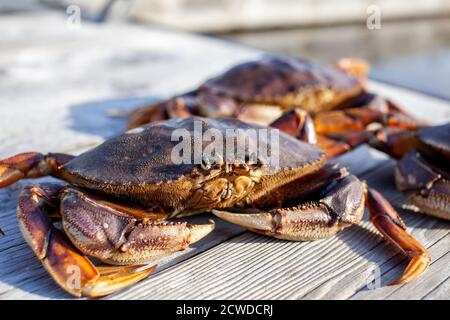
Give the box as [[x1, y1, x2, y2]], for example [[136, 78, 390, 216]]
[[1, 0, 449, 99]]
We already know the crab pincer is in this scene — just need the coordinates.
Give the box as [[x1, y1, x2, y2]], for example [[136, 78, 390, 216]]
[[366, 188, 431, 285]]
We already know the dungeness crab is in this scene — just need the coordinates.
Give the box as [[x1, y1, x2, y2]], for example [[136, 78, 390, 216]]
[[394, 123, 450, 220], [0, 117, 430, 297], [125, 56, 422, 158]]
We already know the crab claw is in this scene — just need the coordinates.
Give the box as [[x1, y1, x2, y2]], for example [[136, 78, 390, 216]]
[[17, 184, 156, 297], [60, 188, 215, 265], [366, 188, 431, 285], [213, 174, 366, 241], [16, 183, 215, 297]]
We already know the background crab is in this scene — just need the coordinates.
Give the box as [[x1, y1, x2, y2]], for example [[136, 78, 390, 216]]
[[394, 123, 450, 220], [0, 117, 430, 297], [124, 56, 423, 158]]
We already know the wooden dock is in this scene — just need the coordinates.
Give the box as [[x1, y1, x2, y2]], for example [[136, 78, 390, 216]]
[[0, 12, 449, 300]]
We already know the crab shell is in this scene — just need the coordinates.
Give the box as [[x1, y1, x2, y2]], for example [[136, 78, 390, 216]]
[[395, 123, 450, 220], [58, 117, 325, 216], [200, 57, 364, 115]]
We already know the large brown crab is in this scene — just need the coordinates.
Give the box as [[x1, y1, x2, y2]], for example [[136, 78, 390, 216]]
[[125, 56, 422, 158], [0, 117, 429, 297], [393, 123, 450, 220]]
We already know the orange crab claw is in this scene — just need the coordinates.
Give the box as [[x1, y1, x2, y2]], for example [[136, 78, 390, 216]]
[[366, 188, 431, 285]]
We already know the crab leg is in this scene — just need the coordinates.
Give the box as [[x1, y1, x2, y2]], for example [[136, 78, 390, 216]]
[[213, 174, 366, 241], [309, 95, 424, 158], [395, 151, 450, 220], [366, 188, 431, 285], [0, 152, 74, 187], [270, 109, 317, 144], [196, 91, 239, 118], [369, 127, 417, 159], [17, 184, 155, 297], [334, 58, 370, 79]]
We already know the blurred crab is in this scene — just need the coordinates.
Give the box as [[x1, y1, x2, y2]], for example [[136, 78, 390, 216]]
[[125, 56, 423, 158], [390, 123, 450, 220], [0, 117, 430, 297]]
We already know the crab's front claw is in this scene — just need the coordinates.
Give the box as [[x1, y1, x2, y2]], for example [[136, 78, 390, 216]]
[[60, 188, 215, 265], [0, 152, 46, 187], [366, 188, 431, 285], [17, 183, 215, 297], [213, 174, 366, 241], [17, 184, 156, 297], [196, 91, 239, 118]]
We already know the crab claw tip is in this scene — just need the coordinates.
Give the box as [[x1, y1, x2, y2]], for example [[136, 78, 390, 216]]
[[188, 220, 215, 244], [212, 209, 274, 231]]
